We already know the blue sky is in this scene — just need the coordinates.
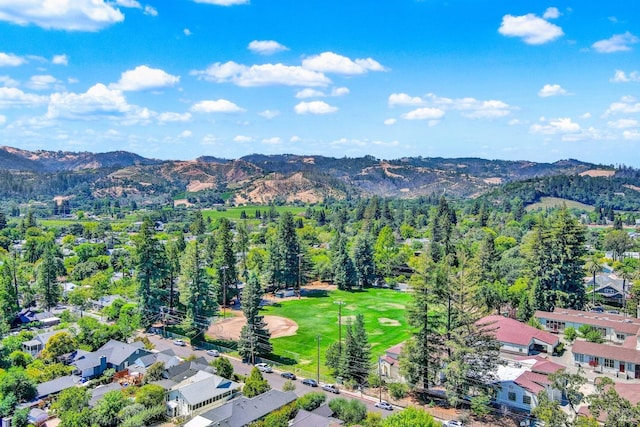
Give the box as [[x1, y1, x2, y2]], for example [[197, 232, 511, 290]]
[[0, 1, 639, 165]]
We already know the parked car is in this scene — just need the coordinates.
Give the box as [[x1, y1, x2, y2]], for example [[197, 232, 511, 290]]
[[374, 400, 393, 411], [280, 371, 296, 380], [173, 339, 186, 346], [255, 363, 273, 373], [443, 421, 464, 427], [301, 378, 318, 387], [322, 384, 340, 394], [206, 349, 220, 357]]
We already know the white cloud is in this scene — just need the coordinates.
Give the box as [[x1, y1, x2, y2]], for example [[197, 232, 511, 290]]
[[296, 88, 325, 99], [331, 87, 349, 96], [46, 83, 151, 122], [114, 0, 140, 7], [623, 130, 640, 140], [192, 61, 331, 87], [0, 0, 124, 31], [0, 75, 19, 87], [0, 87, 47, 108], [262, 137, 282, 144], [290, 135, 301, 142], [158, 112, 191, 122], [143, 5, 157, 16], [592, 32, 639, 53], [201, 134, 217, 145], [51, 54, 68, 65], [233, 135, 253, 143], [294, 101, 337, 115], [302, 52, 386, 75], [580, 112, 592, 119], [388, 92, 424, 107], [607, 118, 639, 129], [178, 130, 192, 138], [258, 109, 280, 119], [248, 40, 289, 55], [530, 117, 581, 135], [425, 93, 515, 118], [498, 13, 563, 45], [191, 99, 245, 113], [27, 74, 60, 90], [192, 0, 249, 5], [184, 28, 192, 36], [402, 107, 445, 121], [543, 7, 560, 19], [605, 96, 640, 116], [538, 83, 569, 97], [384, 118, 397, 125], [610, 70, 640, 83], [0, 52, 26, 67], [0, 114, 6, 125], [112, 65, 179, 91]]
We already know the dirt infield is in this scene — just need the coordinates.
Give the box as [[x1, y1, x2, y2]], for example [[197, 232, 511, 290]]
[[207, 314, 298, 340]]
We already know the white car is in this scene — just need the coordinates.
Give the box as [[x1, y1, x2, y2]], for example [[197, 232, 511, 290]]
[[374, 400, 393, 411], [206, 349, 220, 357], [254, 363, 273, 373], [443, 421, 464, 427], [173, 339, 186, 346]]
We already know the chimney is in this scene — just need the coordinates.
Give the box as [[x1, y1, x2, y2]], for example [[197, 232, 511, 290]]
[[99, 355, 107, 374]]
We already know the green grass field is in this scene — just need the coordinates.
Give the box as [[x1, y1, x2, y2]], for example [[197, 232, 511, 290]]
[[202, 205, 307, 221], [526, 197, 594, 212], [261, 288, 413, 378]]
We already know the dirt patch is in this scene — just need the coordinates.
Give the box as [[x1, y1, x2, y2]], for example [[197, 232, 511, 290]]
[[579, 169, 615, 177], [380, 303, 405, 309], [378, 317, 401, 326], [483, 177, 503, 185], [207, 314, 298, 340]]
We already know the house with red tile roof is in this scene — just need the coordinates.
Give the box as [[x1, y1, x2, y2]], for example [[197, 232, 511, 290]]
[[572, 336, 640, 379], [535, 308, 640, 343], [380, 342, 404, 381], [479, 315, 561, 355]]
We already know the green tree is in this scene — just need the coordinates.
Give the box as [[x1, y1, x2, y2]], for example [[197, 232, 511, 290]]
[[189, 210, 206, 235], [296, 392, 326, 411], [267, 212, 301, 290], [328, 398, 367, 425], [93, 390, 128, 427], [388, 382, 409, 401], [0, 368, 37, 402], [374, 225, 399, 280], [36, 241, 63, 310], [238, 272, 271, 364], [353, 234, 376, 289], [532, 390, 568, 427], [135, 384, 165, 408], [52, 386, 90, 417], [211, 356, 233, 379], [179, 240, 213, 336], [564, 326, 577, 343], [213, 218, 237, 306], [332, 234, 356, 291], [282, 380, 296, 392], [584, 254, 603, 307], [588, 377, 640, 427], [339, 313, 371, 385], [133, 218, 168, 324], [40, 331, 77, 361], [243, 367, 270, 398], [143, 361, 165, 384], [381, 406, 439, 427]]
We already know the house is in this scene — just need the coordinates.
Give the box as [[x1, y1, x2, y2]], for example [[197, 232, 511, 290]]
[[380, 342, 404, 381], [164, 370, 240, 418], [535, 308, 640, 343], [91, 295, 124, 310], [14, 308, 60, 328], [572, 337, 640, 379], [586, 273, 627, 306], [291, 405, 344, 426], [22, 330, 68, 356], [494, 357, 564, 413], [479, 315, 560, 355], [36, 375, 81, 400], [184, 390, 297, 427], [72, 339, 151, 379], [89, 383, 125, 407], [133, 348, 182, 373]]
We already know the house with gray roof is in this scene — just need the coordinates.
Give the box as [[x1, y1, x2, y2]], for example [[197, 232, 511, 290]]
[[89, 382, 125, 407], [72, 339, 150, 379], [22, 329, 68, 356], [133, 348, 181, 373], [290, 406, 344, 426], [36, 375, 81, 399], [184, 390, 297, 427], [164, 370, 240, 418]]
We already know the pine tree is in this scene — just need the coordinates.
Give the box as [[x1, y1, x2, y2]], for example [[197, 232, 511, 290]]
[[352, 234, 376, 289], [133, 218, 168, 324], [36, 242, 62, 311], [332, 235, 356, 291], [178, 240, 213, 336], [213, 218, 237, 305], [267, 212, 300, 290], [238, 273, 272, 363], [189, 210, 206, 236], [374, 225, 398, 280]]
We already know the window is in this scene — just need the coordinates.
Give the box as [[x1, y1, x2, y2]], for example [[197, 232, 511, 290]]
[[605, 358, 615, 368], [508, 392, 516, 401], [523, 395, 531, 405], [575, 354, 584, 363], [617, 334, 625, 341]]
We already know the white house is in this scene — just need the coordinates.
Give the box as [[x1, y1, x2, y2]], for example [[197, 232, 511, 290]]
[[165, 371, 240, 418], [480, 315, 560, 355]]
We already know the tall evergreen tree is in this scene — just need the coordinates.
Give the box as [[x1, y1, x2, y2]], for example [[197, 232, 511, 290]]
[[36, 242, 62, 311], [213, 218, 237, 305], [352, 234, 376, 289], [238, 273, 272, 363], [332, 235, 356, 291], [133, 218, 168, 324], [267, 212, 300, 290], [189, 210, 206, 236], [178, 240, 213, 336], [341, 313, 371, 385], [374, 225, 399, 280]]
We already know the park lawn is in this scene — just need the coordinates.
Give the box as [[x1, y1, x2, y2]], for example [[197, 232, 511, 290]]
[[202, 205, 307, 221], [261, 288, 413, 379]]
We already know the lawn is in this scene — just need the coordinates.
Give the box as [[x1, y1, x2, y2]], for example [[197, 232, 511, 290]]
[[261, 288, 413, 379], [526, 197, 594, 212], [202, 205, 307, 221]]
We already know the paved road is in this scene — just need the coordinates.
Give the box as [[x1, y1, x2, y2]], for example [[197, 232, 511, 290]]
[[145, 334, 397, 418]]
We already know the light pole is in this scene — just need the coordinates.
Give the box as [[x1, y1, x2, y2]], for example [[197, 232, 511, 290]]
[[316, 335, 321, 383], [335, 300, 346, 353], [297, 253, 303, 298], [378, 356, 382, 402], [221, 265, 228, 319]]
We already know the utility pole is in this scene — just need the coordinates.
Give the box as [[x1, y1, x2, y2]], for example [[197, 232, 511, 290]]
[[297, 253, 303, 298], [335, 300, 346, 352], [316, 335, 321, 383], [378, 356, 382, 402], [221, 265, 228, 319]]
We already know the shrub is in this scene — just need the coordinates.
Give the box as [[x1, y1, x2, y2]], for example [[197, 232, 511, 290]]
[[296, 392, 326, 411]]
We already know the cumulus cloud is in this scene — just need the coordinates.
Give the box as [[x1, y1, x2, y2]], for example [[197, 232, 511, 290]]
[[114, 0, 140, 7], [623, 130, 640, 140], [144, 5, 157, 16], [258, 109, 280, 119], [332, 87, 349, 96], [178, 130, 192, 138], [538, 83, 570, 97], [543, 7, 560, 19], [425, 93, 516, 118], [111, 65, 179, 91], [290, 135, 301, 142], [302, 52, 386, 75], [0, 0, 124, 31], [192, 0, 249, 5], [605, 96, 640, 116], [592, 32, 639, 53], [0, 87, 47, 108], [294, 101, 337, 115], [388, 93, 424, 107], [233, 135, 253, 143], [607, 118, 639, 129], [402, 107, 445, 121], [0, 52, 26, 67], [201, 134, 217, 145], [190, 99, 245, 113], [498, 13, 563, 44], [530, 117, 581, 135], [0, 75, 18, 87], [610, 70, 640, 83], [27, 75, 60, 90], [192, 61, 331, 87], [184, 28, 192, 36], [46, 83, 152, 122], [262, 137, 282, 144], [384, 118, 397, 125], [296, 86, 349, 98], [51, 54, 68, 65], [248, 40, 289, 55], [158, 112, 191, 123]]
